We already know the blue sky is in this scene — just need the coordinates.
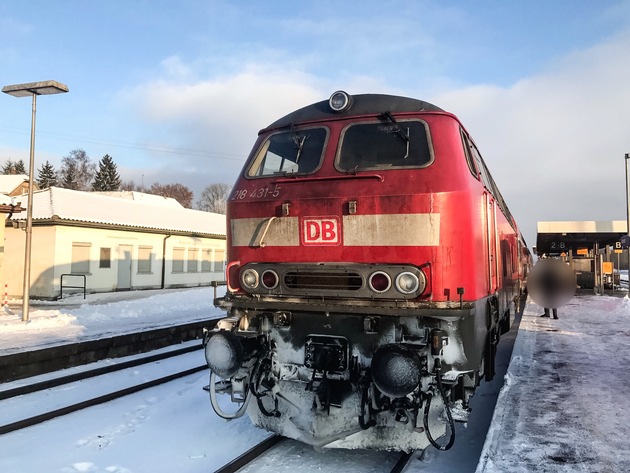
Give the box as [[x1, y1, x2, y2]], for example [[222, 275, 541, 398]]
[[1, 0, 630, 244]]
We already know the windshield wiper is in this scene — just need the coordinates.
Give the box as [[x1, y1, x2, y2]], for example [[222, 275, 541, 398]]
[[379, 111, 410, 159], [290, 125, 309, 164]]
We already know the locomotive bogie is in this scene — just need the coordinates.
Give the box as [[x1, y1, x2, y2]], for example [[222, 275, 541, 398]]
[[206, 92, 529, 451]]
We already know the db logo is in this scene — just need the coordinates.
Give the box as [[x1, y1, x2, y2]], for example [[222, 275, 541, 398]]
[[301, 217, 340, 246]]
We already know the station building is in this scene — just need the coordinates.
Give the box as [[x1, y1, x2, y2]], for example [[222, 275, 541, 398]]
[[536, 220, 628, 293], [5, 187, 226, 300]]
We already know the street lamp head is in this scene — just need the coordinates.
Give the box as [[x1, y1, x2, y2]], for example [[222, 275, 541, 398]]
[[2, 80, 69, 97]]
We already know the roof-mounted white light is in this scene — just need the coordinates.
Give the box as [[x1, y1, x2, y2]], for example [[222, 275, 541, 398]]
[[329, 90, 352, 113]]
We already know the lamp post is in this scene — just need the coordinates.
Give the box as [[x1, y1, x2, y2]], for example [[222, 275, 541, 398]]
[[2, 80, 69, 322], [626, 153, 630, 238], [625, 153, 630, 284]]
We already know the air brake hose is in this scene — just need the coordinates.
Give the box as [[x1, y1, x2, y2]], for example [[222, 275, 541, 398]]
[[423, 358, 456, 451], [209, 371, 251, 419], [250, 356, 281, 418]]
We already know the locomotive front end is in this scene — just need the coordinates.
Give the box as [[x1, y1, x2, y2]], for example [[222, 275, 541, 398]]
[[204, 92, 501, 452]]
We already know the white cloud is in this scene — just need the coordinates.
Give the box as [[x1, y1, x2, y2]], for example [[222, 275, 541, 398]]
[[119, 64, 330, 196], [121, 27, 630, 236], [430, 30, 630, 244]]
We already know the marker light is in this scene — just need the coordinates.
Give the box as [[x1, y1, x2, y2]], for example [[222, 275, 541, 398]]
[[369, 271, 392, 293], [261, 269, 279, 290], [329, 90, 352, 113], [241, 269, 259, 290]]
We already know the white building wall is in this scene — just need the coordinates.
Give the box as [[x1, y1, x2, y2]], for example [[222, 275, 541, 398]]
[[5, 224, 226, 300], [5, 225, 58, 299]]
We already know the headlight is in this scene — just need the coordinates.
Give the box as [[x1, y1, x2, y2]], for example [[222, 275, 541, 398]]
[[329, 90, 352, 112], [368, 271, 391, 293], [241, 268, 259, 290], [395, 271, 420, 294]]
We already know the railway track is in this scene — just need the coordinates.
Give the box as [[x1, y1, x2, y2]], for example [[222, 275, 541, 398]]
[[213, 435, 414, 473], [0, 342, 207, 435]]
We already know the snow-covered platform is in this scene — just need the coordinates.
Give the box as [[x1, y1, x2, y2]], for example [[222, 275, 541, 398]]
[[0, 287, 224, 357], [477, 295, 630, 472]]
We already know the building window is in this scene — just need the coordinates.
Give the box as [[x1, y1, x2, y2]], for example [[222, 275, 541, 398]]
[[138, 246, 153, 273], [71, 243, 91, 274], [214, 250, 225, 272], [172, 247, 185, 273], [188, 248, 199, 272], [99, 247, 111, 269], [201, 249, 212, 272]]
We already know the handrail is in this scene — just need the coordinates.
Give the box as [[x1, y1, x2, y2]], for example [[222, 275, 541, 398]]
[[225, 261, 241, 293], [60, 273, 87, 300], [273, 173, 384, 184], [254, 216, 277, 248]]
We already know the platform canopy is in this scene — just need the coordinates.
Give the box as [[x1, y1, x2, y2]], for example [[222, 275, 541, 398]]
[[536, 220, 628, 256]]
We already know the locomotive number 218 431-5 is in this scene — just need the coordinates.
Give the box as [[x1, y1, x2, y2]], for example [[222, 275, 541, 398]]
[[231, 186, 281, 200]]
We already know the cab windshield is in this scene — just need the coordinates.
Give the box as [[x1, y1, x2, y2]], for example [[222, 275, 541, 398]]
[[336, 120, 433, 171], [247, 127, 327, 177]]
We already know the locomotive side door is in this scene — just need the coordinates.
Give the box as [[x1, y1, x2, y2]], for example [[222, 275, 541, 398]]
[[484, 192, 498, 294]]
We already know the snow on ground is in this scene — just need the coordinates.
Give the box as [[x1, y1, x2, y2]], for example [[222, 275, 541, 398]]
[[477, 295, 630, 472], [2, 288, 630, 472], [0, 287, 225, 355]]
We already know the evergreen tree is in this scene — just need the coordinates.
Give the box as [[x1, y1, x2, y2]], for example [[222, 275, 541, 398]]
[[37, 161, 58, 188], [92, 154, 122, 191], [14, 159, 27, 175], [1, 159, 27, 175], [1, 160, 15, 174], [60, 160, 79, 190]]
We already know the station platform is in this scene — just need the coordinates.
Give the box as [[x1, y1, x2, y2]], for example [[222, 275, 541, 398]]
[[0, 287, 223, 381], [477, 294, 630, 472]]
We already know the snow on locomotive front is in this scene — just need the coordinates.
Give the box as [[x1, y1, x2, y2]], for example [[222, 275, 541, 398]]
[[205, 91, 522, 451]]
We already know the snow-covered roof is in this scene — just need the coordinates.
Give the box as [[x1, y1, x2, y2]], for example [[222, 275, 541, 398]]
[[0, 174, 29, 195], [12, 187, 226, 237], [0, 194, 21, 206], [93, 191, 184, 208]]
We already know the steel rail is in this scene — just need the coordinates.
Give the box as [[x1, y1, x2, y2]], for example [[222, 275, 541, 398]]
[[390, 451, 413, 473], [0, 343, 202, 401], [0, 364, 207, 435], [213, 435, 285, 473]]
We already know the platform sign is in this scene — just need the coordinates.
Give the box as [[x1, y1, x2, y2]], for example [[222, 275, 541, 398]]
[[547, 241, 567, 255], [577, 248, 589, 256], [603, 262, 614, 275]]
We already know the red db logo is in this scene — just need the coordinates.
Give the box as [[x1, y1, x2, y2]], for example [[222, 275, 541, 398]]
[[301, 217, 340, 246]]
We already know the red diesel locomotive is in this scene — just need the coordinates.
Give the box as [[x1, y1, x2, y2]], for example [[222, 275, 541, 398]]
[[205, 91, 529, 451]]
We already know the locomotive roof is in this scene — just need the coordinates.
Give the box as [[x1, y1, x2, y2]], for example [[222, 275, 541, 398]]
[[265, 93, 445, 130]]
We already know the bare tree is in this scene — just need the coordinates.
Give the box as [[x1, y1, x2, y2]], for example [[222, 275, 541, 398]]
[[59, 149, 96, 191], [197, 183, 231, 214], [120, 180, 147, 192], [148, 182, 194, 208]]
